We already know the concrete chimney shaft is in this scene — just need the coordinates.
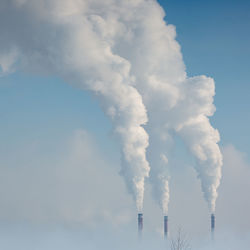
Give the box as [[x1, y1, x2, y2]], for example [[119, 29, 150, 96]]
[[164, 216, 168, 238], [138, 213, 143, 235]]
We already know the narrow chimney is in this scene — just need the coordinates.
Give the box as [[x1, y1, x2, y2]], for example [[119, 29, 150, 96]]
[[164, 215, 168, 238], [138, 213, 143, 236], [211, 213, 215, 239]]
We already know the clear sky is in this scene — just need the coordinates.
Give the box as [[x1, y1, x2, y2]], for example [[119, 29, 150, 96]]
[[0, 1, 250, 249]]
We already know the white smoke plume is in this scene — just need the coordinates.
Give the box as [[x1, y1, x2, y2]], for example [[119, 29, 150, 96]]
[[0, 0, 150, 212], [106, 1, 223, 213], [0, 0, 222, 214]]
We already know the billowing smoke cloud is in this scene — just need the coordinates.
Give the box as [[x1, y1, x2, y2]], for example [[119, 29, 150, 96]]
[[0, 0, 222, 214], [106, 1, 223, 213], [0, 0, 150, 212]]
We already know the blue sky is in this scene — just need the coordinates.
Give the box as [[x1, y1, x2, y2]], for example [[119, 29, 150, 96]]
[[0, 74, 115, 157], [0, 0, 250, 248]]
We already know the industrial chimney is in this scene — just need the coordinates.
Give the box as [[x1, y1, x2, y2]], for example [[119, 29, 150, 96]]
[[164, 215, 168, 238], [211, 213, 215, 239], [138, 213, 143, 236]]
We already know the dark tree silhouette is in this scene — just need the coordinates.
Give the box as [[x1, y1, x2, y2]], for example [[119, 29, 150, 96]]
[[170, 228, 191, 250]]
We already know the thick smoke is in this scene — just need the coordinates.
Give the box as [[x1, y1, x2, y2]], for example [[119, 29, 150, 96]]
[[0, 0, 150, 212], [176, 77, 223, 213], [0, 0, 222, 214], [107, 1, 223, 213]]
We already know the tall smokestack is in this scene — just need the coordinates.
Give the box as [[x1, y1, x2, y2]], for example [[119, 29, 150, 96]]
[[164, 215, 168, 238], [138, 213, 143, 236], [211, 213, 215, 239]]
